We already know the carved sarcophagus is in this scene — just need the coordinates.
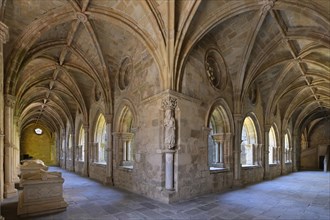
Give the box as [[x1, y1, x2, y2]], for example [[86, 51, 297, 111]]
[[17, 170, 68, 216]]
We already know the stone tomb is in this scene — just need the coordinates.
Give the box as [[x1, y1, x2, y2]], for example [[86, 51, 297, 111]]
[[17, 170, 67, 216]]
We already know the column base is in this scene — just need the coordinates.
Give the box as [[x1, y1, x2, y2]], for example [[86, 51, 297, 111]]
[[263, 173, 271, 180], [4, 183, 17, 198], [232, 179, 242, 188], [104, 177, 113, 186], [13, 176, 20, 183]]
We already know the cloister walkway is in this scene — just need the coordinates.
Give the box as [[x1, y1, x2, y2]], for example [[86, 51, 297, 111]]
[[1, 167, 329, 220]]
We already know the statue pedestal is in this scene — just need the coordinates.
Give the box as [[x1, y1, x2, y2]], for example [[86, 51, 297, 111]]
[[17, 171, 67, 217], [165, 150, 175, 191]]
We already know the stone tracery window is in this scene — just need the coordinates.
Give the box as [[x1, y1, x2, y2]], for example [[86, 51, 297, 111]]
[[268, 126, 277, 164], [207, 105, 231, 170], [95, 114, 107, 164], [112, 105, 135, 169], [284, 132, 292, 163], [78, 125, 85, 161], [241, 116, 259, 166]]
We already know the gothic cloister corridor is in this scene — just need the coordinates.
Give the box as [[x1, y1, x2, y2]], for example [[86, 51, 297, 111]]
[[1, 167, 329, 220], [0, 0, 330, 219]]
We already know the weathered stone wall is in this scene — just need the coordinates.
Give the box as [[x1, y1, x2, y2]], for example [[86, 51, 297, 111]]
[[65, 159, 74, 172], [301, 120, 330, 170], [283, 163, 293, 175], [110, 44, 164, 200], [241, 167, 264, 185], [20, 125, 56, 165], [75, 161, 84, 176], [89, 163, 106, 183]]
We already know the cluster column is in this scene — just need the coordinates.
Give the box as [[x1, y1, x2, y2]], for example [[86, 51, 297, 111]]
[[233, 114, 243, 185], [162, 96, 177, 191], [4, 94, 17, 198], [264, 125, 271, 179], [0, 22, 9, 219], [105, 114, 113, 184], [83, 124, 89, 176]]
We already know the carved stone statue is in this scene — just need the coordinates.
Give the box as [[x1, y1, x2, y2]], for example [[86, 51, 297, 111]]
[[164, 110, 175, 149]]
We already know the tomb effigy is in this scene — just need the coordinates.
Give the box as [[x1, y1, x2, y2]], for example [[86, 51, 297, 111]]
[[17, 170, 67, 216], [20, 159, 48, 176]]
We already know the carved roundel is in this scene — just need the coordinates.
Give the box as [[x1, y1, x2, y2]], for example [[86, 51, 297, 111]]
[[118, 57, 133, 90], [204, 49, 227, 90]]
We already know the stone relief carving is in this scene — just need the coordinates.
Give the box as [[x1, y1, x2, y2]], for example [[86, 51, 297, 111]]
[[164, 110, 175, 149], [162, 96, 177, 149], [94, 85, 102, 101], [118, 57, 133, 90], [5, 95, 16, 108], [248, 82, 257, 105]]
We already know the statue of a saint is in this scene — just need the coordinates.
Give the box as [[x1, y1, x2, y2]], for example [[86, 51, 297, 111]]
[[164, 110, 175, 149]]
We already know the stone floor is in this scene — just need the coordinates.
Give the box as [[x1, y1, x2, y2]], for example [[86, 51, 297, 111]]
[[1, 167, 329, 220]]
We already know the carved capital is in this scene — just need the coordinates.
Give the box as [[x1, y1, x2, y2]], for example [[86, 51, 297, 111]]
[[104, 114, 113, 124], [5, 94, 16, 108], [83, 124, 89, 131], [162, 96, 177, 110], [0, 22, 9, 43], [233, 114, 243, 122]]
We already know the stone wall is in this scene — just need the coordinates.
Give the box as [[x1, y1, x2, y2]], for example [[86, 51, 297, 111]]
[[301, 120, 330, 170], [20, 125, 56, 165], [89, 163, 106, 183], [268, 164, 282, 180], [74, 161, 84, 176], [241, 167, 264, 185]]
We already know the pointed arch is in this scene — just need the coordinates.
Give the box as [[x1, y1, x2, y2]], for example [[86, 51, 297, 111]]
[[94, 113, 107, 164], [241, 113, 261, 166], [114, 99, 137, 169], [206, 99, 233, 170]]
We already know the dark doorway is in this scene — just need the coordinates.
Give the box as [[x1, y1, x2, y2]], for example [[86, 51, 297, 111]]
[[319, 156, 325, 170]]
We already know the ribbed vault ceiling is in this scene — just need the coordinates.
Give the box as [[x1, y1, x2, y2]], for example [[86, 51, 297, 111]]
[[1, 0, 329, 134]]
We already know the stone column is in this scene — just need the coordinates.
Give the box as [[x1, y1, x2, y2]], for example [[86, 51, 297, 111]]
[[112, 133, 121, 168], [233, 114, 242, 185], [264, 125, 271, 179], [219, 140, 224, 164], [212, 134, 225, 166], [162, 96, 177, 191], [258, 144, 263, 166], [71, 132, 76, 172], [0, 22, 8, 203], [225, 133, 233, 169], [105, 114, 113, 185], [4, 94, 17, 198], [123, 141, 127, 161], [13, 116, 20, 183], [292, 133, 298, 171], [62, 130, 66, 169], [83, 125, 89, 176]]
